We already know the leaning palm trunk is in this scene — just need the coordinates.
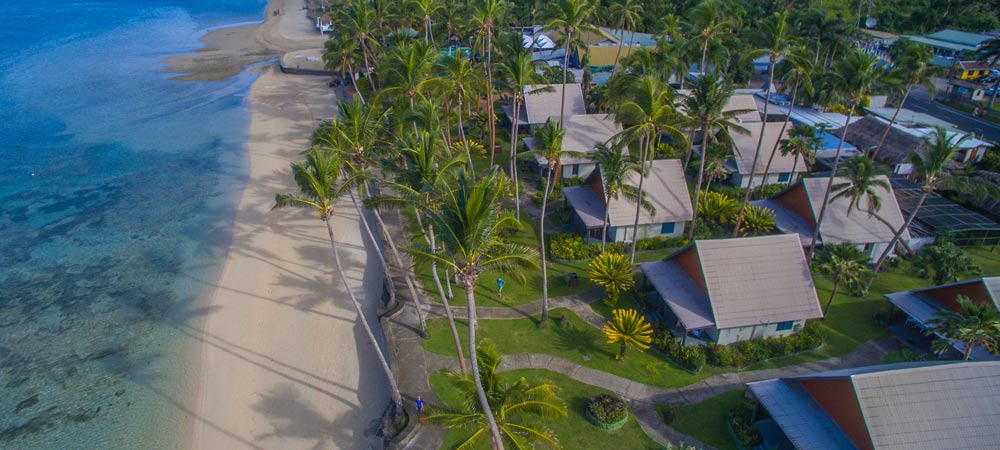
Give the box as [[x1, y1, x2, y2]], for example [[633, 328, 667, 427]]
[[370, 206, 429, 337], [823, 280, 840, 319], [807, 105, 856, 259], [457, 95, 473, 176], [865, 206, 914, 255], [600, 191, 612, 251], [324, 219, 403, 424], [510, 94, 523, 220], [487, 28, 497, 168], [349, 191, 398, 307], [347, 61, 366, 104], [869, 189, 928, 285], [539, 163, 555, 325], [461, 274, 505, 450], [733, 60, 777, 236], [760, 83, 801, 189], [688, 126, 711, 240], [610, 22, 627, 77], [559, 30, 573, 126], [870, 85, 912, 161], [629, 134, 652, 262], [428, 223, 466, 373]]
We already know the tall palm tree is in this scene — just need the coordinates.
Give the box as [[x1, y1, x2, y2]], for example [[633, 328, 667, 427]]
[[374, 131, 469, 372], [323, 99, 432, 338], [323, 34, 367, 103], [497, 52, 551, 220], [614, 75, 686, 261], [471, 0, 509, 167], [687, 0, 736, 74], [378, 41, 439, 116], [409, 0, 443, 43], [338, 0, 381, 92], [871, 128, 1000, 276], [870, 40, 940, 161], [588, 140, 647, 251], [813, 243, 871, 319], [732, 11, 794, 237], [808, 50, 889, 258], [608, 0, 643, 77], [428, 340, 567, 449], [273, 148, 404, 423], [436, 55, 482, 175], [830, 156, 916, 255], [926, 296, 1000, 361], [521, 121, 583, 325], [543, 0, 597, 125], [683, 74, 747, 240], [410, 168, 539, 450], [780, 123, 821, 183]]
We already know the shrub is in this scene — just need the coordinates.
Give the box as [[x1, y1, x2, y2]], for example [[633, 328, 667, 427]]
[[698, 191, 739, 225], [659, 405, 677, 425], [705, 322, 822, 368], [549, 233, 590, 260], [589, 253, 635, 307], [738, 204, 776, 236], [587, 394, 628, 424], [728, 399, 762, 447], [637, 235, 689, 250], [651, 330, 706, 373]]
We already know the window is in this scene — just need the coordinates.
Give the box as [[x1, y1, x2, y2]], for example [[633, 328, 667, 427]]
[[569, 164, 579, 176], [777, 172, 791, 183], [660, 222, 675, 235], [776, 321, 794, 331]]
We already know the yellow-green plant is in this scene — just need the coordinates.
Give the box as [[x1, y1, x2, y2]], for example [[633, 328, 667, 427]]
[[588, 251, 634, 307], [738, 204, 776, 236], [697, 191, 738, 224], [603, 309, 653, 360]]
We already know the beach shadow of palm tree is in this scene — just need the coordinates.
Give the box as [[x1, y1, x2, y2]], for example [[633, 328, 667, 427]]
[[551, 321, 614, 360]]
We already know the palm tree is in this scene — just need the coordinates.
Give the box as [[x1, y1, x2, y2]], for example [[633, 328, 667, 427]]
[[273, 148, 404, 423], [926, 296, 1000, 361], [871, 127, 1000, 276], [603, 309, 653, 360], [338, 0, 381, 92], [374, 131, 469, 372], [737, 204, 776, 237], [975, 37, 1000, 111], [471, 0, 509, 167], [683, 74, 747, 240], [410, 168, 539, 450], [808, 50, 889, 258], [323, 34, 367, 103], [409, 0, 443, 43], [436, 55, 482, 174], [543, 0, 597, 125], [732, 11, 793, 237], [588, 252, 635, 307], [830, 156, 913, 254], [870, 40, 940, 161], [608, 0, 643, 77], [780, 123, 821, 183], [323, 99, 432, 338], [614, 75, 686, 261], [813, 243, 871, 319], [588, 140, 647, 250], [521, 121, 582, 325], [687, 0, 736, 74], [378, 41, 439, 117], [497, 52, 551, 220], [428, 340, 567, 449]]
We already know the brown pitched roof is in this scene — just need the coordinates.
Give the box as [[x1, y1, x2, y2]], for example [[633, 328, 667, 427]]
[[526, 114, 621, 165], [834, 116, 927, 164], [729, 122, 807, 175], [958, 60, 992, 71], [563, 159, 693, 228], [522, 84, 587, 124]]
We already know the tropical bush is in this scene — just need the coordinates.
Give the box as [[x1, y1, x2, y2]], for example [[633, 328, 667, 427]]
[[549, 232, 590, 260], [651, 331, 706, 373], [912, 242, 982, 285], [727, 398, 762, 448], [636, 235, 689, 250], [737, 204, 776, 236], [603, 309, 654, 360], [549, 232, 681, 260], [705, 322, 822, 367], [697, 191, 739, 225], [586, 394, 628, 425], [590, 252, 635, 307], [714, 183, 786, 202]]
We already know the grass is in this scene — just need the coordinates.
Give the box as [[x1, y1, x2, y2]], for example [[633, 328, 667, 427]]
[[669, 390, 746, 450], [422, 308, 725, 388], [429, 369, 662, 450]]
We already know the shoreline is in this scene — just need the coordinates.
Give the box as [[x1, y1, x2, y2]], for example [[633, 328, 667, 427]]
[[182, 1, 390, 449]]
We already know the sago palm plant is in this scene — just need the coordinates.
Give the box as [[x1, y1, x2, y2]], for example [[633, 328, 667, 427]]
[[603, 309, 653, 360], [588, 252, 635, 307]]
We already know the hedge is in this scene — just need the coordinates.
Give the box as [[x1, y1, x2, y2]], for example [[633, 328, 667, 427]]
[[548, 232, 687, 261], [650, 321, 823, 373]]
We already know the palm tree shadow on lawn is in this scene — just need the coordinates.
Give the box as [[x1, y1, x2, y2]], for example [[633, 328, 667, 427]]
[[552, 320, 615, 360]]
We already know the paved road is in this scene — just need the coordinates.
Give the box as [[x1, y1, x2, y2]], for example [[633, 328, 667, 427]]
[[903, 86, 1000, 143]]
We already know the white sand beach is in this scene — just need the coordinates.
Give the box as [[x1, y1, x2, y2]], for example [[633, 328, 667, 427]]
[[185, 2, 390, 449]]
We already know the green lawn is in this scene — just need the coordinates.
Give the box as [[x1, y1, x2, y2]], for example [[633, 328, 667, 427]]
[[429, 369, 662, 450], [422, 308, 726, 388], [669, 390, 745, 450]]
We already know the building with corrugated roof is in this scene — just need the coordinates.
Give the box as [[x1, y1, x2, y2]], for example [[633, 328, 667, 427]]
[[639, 235, 822, 345], [747, 361, 1000, 450], [903, 30, 995, 67], [523, 114, 620, 179]]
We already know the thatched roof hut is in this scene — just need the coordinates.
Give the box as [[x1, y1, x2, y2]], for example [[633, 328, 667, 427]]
[[834, 116, 927, 165]]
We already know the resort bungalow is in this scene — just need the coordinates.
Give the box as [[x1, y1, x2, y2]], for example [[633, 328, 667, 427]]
[[562, 159, 692, 243], [953, 60, 994, 81], [752, 176, 909, 260], [639, 234, 823, 345], [886, 277, 1000, 360], [747, 361, 1000, 450], [836, 116, 992, 174], [903, 29, 995, 67], [503, 83, 587, 129], [726, 122, 807, 188], [523, 114, 620, 179], [677, 92, 762, 124]]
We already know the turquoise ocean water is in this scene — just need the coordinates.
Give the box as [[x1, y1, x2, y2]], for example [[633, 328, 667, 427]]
[[0, 1, 268, 448]]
